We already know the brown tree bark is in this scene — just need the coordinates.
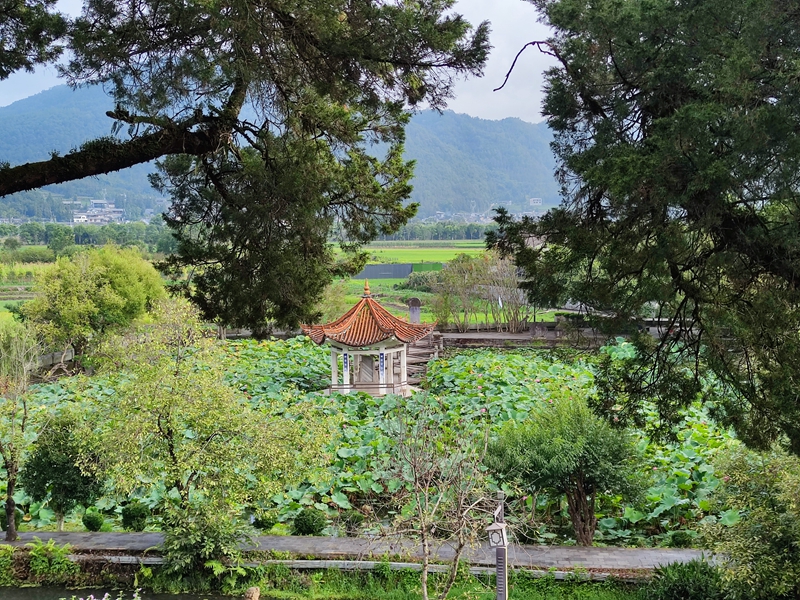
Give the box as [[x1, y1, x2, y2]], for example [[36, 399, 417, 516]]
[[565, 478, 596, 547], [5, 470, 17, 541], [0, 125, 218, 197], [0, 76, 249, 198]]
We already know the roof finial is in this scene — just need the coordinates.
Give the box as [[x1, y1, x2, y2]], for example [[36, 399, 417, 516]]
[[363, 280, 371, 296]]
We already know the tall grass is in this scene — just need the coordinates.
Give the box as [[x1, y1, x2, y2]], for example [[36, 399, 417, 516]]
[[256, 567, 641, 600]]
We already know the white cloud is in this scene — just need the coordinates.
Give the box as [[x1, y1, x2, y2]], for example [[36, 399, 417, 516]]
[[446, 0, 556, 123]]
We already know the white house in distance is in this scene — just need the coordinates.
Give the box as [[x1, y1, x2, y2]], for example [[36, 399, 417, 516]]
[[301, 281, 435, 397]]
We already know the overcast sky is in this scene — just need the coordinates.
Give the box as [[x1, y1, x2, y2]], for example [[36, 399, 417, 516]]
[[0, 0, 554, 123]]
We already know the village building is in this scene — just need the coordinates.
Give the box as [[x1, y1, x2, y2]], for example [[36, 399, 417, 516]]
[[301, 281, 435, 396]]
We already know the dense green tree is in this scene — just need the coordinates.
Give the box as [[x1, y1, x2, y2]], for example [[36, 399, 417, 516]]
[[485, 393, 642, 546], [0, 0, 488, 327], [0, 0, 66, 79], [22, 246, 165, 355], [44, 224, 74, 256], [18, 222, 44, 244], [19, 412, 102, 531], [489, 0, 800, 453]]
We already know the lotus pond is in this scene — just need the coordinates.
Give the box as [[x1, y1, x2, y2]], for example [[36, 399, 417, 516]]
[[15, 336, 737, 546]]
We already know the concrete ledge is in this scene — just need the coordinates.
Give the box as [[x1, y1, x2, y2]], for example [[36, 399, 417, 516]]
[[67, 555, 642, 582]]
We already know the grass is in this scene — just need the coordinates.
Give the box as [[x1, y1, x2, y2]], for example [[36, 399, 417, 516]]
[[334, 241, 486, 265], [365, 247, 483, 264], [366, 240, 486, 248], [256, 567, 641, 600]]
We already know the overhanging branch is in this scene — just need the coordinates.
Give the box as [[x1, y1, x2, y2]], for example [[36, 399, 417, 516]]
[[0, 126, 218, 197]]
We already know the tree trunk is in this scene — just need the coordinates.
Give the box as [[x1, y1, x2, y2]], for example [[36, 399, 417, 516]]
[[57, 512, 65, 532], [565, 481, 596, 546], [5, 473, 17, 541], [420, 525, 430, 600], [440, 529, 468, 600]]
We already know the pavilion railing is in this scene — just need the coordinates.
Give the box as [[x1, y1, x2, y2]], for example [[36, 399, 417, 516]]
[[328, 382, 409, 395]]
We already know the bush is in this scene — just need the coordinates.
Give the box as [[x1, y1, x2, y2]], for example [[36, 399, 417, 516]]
[[646, 559, 723, 600], [394, 271, 440, 293], [292, 508, 327, 536], [486, 394, 644, 546], [0, 246, 56, 264], [341, 510, 364, 536], [26, 537, 80, 585], [702, 446, 800, 599], [667, 530, 694, 548], [0, 508, 22, 532], [0, 544, 15, 586], [82, 511, 104, 532], [253, 513, 277, 532], [121, 501, 150, 532]]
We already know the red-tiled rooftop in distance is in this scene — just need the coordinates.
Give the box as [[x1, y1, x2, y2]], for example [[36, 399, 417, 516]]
[[301, 280, 435, 347]]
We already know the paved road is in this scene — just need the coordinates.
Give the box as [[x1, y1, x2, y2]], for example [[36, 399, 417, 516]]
[[11, 532, 706, 570]]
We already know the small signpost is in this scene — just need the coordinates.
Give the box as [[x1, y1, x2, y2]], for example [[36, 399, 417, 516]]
[[486, 491, 508, 600]]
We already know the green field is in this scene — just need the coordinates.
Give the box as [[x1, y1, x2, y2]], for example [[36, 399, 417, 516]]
[[366, 240, 486, 248], [333, 277, 555, 325], [366, 246, 483, 264]]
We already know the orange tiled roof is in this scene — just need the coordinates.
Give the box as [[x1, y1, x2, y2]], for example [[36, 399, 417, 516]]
[[301, 281, 435, 347]]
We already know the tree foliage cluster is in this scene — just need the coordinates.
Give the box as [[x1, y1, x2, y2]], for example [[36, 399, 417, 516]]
[[427, 252, 536, 332], [702, 446, 800, 600], [487, 393, 642, 546], [375, 221, 495, 242], [0, 0, 490, 331], [21, 246, 165, 355], [0, 219, 178, 259], [489, 0, 800, 454]]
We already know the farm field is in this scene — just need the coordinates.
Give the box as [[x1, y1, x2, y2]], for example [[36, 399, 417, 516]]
[[365, 245, 484, 264]]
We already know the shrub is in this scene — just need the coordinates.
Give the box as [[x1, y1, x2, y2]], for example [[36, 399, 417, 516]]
[[82, 511, 104, 532], [161, 499, 247, 584], [0, 544, 15, 586], [486, 393, 644, 546], [0, 508, 22, 532], [292, 508, 327, 536], [121, 501, 150, 532], [27, 537, 80, 585], [341, 510, 365, 536], [646, 559, 723, 600], [20, 412, 103, 531], [667, 530, 694, 548], [395, 271, 440, 293], [702, 446, 800, 599], [253, 513, 277, 532]]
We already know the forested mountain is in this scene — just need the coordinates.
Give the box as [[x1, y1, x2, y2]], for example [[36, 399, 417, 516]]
[[0, 85, 558, 219], [406, 110, 558, 217]]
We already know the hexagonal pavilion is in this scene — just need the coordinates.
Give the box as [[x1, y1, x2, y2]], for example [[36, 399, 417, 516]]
[[301, 281, 435, 396]]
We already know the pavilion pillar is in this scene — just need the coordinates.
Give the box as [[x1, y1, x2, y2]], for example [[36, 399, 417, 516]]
[[388, 351, 394, 392], [379, 347, 386, 395], [331, 350, 338, 388], [400, 345, 407, 389], [343, 351, 351, 393]]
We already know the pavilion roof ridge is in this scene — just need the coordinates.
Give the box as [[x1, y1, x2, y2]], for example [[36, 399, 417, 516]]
[[301, 287, 435, 347]]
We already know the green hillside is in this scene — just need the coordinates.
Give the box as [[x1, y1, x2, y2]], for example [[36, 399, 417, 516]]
[[406, 110, 558, 216], [0, 85, 558, 218]]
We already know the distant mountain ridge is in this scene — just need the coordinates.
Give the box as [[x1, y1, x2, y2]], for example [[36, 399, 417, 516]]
[[0, 85, 559, 217]]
